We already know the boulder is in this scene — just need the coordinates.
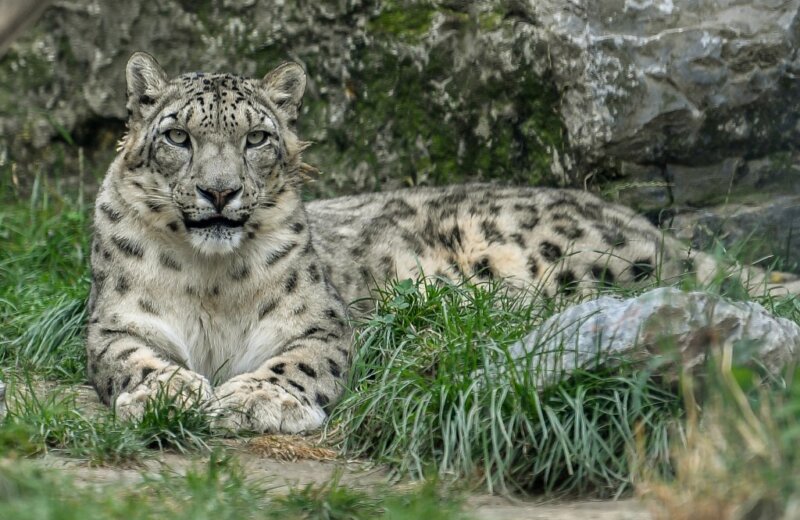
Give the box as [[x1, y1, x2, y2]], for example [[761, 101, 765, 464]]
[[499, 288, 800, 387], [667, 194, 800, 270], [4, 0, 799, 267], [0, 0, 565, 194], [527, 0, 800, 171]]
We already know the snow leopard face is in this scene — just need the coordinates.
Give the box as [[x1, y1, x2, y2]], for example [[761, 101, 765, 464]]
[[118, 52, 308, 255]]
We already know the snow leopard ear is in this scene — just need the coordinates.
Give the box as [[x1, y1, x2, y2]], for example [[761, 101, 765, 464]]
[[126, 52, 168, 120], [261, 62, 306, 122]]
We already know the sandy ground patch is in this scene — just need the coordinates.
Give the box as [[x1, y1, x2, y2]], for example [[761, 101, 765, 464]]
[[13, 381, 652, 519]]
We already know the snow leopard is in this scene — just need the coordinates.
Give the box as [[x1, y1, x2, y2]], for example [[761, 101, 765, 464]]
[[86, 52, 796, 433]]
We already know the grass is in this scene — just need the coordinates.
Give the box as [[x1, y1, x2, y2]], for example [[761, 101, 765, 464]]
[[0, 454, 268, 520], [331, 277, 683, 497], [9, 296, 87, 382], [0, 373, 215, 464], [5, 163, 800, 516], [2, 378, 145, 463], [0, 173, 90, 383], [0, 452, 471, 519], [268, 476, 465, 519], [639, 363, 800, 519], [328, 264, 800, 503], [132, 379, 215, 452]]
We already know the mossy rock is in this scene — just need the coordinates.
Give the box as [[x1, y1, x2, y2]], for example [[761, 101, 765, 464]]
[[0, 0, 567, 196]]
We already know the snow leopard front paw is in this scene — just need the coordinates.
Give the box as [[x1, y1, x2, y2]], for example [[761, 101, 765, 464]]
[[114, 367, 214, 422], [212, 377, 326, 434]]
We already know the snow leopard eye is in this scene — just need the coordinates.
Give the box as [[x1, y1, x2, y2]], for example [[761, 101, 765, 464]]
[[165, 129, 190, 147], [245, 130, 268, 148]]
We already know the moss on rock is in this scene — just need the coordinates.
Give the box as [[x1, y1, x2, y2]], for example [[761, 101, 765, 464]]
[[0, 0, 567, 196]]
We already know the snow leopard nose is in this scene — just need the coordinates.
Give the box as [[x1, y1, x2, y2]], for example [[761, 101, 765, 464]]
[[196, 185, 242, 213]]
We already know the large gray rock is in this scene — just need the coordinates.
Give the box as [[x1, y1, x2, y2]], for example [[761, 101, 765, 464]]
[[5, 0, 799, 270], [668, 194, 800, 270], [531, 0, 800, 268], [528, 0, 800, 170], [501, 288, 800, 386], [608, 148, 800, 213], [0, 0, 565, 195], [5, 1, 799, 193], [604, 150, 800, 267]]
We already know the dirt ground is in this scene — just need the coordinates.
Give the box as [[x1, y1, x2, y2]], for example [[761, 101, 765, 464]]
[[37, 453, 651, 519], [25, 383, 653, 519]]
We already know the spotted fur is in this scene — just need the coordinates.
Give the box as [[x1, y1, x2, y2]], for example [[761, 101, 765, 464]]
[[88, 52, 798, 433]]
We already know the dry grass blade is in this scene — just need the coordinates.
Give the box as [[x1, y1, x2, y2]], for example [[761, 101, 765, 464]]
[[244, 434, 338, 462], [638, 370, 790, 520]]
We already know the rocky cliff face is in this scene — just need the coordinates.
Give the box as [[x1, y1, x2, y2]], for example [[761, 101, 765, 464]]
[[0, 0, 565, 195], [529, 0, 800, 209], [524, 0, 800, 267], [2, 0, 799, 265]]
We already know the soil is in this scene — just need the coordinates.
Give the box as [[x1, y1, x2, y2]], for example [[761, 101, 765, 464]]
[[36, 452, 652, 519], [20, 383, 654, 519]]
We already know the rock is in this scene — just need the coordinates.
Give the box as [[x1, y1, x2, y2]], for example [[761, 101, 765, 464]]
[[5, 0, 800, 243], [0, 0, 49, 55], [0, 0, 566, 195], [500, 288, 800, 387], [605, 162, 671, 211], [527, 0, 800, 171], [667, 195, 800, 269], [667, 158, 743, 206], [610, 152, 800, 269], [608, 148, 800, 227]]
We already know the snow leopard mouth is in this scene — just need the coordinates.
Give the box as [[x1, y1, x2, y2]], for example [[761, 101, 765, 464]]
[[183, 215, 248, 230]]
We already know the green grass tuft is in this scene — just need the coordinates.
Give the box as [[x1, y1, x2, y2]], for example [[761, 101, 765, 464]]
[[131, 379, 215, 453], [2, 377, 145, 464], [0, 374, 217, 464], [271, 476, 383, 519], [272, 476, 468, 520], [331, 277, 683, 496], [9, 296, 87, 382], [0, 452, 470, 519], [143, 452, 269, 519], [0, 187, 90, 383], [0, 453, 268, 520]]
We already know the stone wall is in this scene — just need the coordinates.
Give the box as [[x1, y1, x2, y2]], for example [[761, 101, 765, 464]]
[[2, 0, 799, 265], [0, 0, 565, 195]]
